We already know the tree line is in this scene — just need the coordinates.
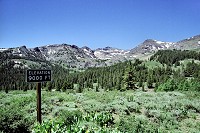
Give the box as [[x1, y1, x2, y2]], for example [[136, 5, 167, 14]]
[[150, 49, 200, 66], [1, 49, 200, 92]]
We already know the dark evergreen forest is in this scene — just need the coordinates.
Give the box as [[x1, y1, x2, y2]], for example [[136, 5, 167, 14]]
[[1, 49, 200, 92]]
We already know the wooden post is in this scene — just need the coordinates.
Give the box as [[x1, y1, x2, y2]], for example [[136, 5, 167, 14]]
[[37, 82, 42, 124]]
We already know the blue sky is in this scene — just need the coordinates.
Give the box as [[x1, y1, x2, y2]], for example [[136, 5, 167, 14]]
[[0, 0, 200, 50]]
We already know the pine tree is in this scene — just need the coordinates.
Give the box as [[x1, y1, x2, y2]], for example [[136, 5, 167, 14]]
[[61, 81, 68, 92], [122, 61, 135, 91], [154, 82, 159, 91], [47, 82, 53, 91], [55, 80, 61, 91], [147, 77, 153, 88], [138, 80, 143, 88], [142, 84, 145, 92]]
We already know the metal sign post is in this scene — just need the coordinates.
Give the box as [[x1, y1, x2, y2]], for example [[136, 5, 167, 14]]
[[26, 69, 51, 124]]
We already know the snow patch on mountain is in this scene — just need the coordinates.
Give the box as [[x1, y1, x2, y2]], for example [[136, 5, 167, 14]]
[[155, 40, 165, 44], [0, 48, 8, 52], [94, 47, 130, 60], [48, 49, 56, 54], [1, 34, 200, 68]]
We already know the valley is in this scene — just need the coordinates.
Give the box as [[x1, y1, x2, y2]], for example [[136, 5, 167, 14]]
[[1, 0, 200, 132], [0, 35, 200, 132]]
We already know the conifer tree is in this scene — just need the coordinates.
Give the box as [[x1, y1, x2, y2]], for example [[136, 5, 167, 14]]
[[122, 61, 135, 90], [47, 82, 53, 91], [147, 76, 153, 88], [142, 84, 145, 92]]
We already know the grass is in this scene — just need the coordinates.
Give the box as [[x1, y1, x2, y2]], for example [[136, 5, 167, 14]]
[[0, 90, 200, 132], [143, 60, 163, 69], [180, 59, 200, 66]]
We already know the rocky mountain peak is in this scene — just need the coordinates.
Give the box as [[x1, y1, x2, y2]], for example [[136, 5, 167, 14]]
[[70, 45, 79, 49], [130, 39, 174, 55], [82, 46, 92, 51], [178, 34, 200, 43], [1, 34, 200, 69], [18, 45, 29, 54], [143, 39, 156, 44], [33, 47, 40, 52], [170, 34, 200, 50], [96, 46, 117, 51], [20, 45, 27, 48], [103, 46, 113, 50]]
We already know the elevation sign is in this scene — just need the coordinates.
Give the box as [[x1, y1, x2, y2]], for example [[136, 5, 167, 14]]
[[26, 69, 51, 82]]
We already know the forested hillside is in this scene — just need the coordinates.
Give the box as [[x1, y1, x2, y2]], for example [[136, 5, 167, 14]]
[[1, 49, 200, 132], [1, 49, 200, 92], [150, 49, 200, 66]]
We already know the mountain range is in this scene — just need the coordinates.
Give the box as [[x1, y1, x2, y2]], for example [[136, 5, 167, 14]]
[[1, 34, 200, 68]]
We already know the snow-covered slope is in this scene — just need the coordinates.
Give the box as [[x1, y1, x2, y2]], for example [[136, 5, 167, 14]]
[[130, 39, 175, 54], [94, 47, 130, 60]]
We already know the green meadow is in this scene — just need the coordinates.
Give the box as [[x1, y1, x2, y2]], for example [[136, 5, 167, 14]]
[[1, 89, 200, 133]]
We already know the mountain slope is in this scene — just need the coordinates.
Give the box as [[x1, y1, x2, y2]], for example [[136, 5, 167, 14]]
[[130, 39, 174, 54], [169, 35, 200, 50], [1, 34, 200, 68]]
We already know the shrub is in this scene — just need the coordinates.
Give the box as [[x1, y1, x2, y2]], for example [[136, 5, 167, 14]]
[[33, 111, 118, 133], [118, 115, 159, 133], [157, 79, 200, 92], [60, 110, 82, 126], [0, 107, 32, 133], [157, 79, 177, 92]]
